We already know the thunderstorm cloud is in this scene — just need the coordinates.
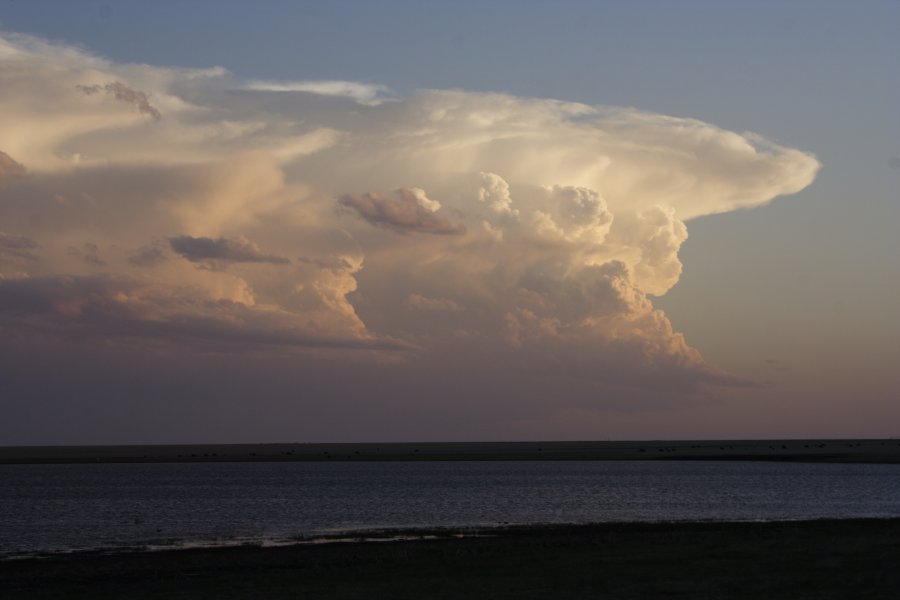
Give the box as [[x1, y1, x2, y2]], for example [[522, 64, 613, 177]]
[[0, 32, 821, 438]]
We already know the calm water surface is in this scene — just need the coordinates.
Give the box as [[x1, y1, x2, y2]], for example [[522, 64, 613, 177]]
[[2, 460, 900, 556]]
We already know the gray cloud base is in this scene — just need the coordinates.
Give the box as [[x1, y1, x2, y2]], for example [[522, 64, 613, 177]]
[[169, 235, 291, 265]]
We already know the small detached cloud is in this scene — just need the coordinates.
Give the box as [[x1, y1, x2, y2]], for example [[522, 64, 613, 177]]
[[339, 188, 466, 235], [129, 243, 169, 267], [0, 232, 39, 261], [169, 235, 290, 266], [67, 242, 106, 266], [77, 81, 162, 120], [245, 79, 394, 106]]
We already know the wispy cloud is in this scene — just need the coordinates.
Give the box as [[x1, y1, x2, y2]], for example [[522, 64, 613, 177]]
[[406, 293, 463, 312], [0, 232, 39, 261], [245, 79, 393, 105], [77, 81, 162, 120]]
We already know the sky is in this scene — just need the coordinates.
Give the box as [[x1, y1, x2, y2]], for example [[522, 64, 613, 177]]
[[0, 1, 898, 444]]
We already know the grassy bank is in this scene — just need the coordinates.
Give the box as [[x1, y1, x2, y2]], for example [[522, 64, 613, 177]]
[[4, 519, 900, 599]]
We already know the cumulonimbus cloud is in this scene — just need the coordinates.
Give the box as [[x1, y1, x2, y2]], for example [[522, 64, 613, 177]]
[[0, 31, 820, 407]]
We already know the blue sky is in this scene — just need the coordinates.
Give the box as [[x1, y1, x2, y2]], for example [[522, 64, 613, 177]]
[[0, 1, 898, 441]]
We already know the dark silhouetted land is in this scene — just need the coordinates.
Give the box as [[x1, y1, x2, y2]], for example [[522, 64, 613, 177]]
[[2, 439, 900, 464], [4, 519, 900, 599]]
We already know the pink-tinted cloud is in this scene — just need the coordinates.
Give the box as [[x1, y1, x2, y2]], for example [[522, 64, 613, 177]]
[[0, 31, 823, 443]]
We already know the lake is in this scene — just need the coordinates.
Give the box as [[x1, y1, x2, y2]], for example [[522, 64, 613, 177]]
[[3, 460, 900, 557]]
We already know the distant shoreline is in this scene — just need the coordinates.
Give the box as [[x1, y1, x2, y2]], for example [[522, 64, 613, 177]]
[[2, 439, 900, 464], [5, 518, 900, 599], [6, 517, 900, 561]]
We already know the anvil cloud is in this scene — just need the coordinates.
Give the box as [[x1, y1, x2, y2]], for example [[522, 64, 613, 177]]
[[0, 32, 820, 439]]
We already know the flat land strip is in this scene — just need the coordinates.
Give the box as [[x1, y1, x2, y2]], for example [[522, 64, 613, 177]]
[[4, 519, 900, 599], [2, 438, 900, 464]]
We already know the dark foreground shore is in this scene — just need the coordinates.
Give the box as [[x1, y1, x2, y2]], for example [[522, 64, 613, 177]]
[[3, 438, 900, 464], [4, 519, 900, 599]]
